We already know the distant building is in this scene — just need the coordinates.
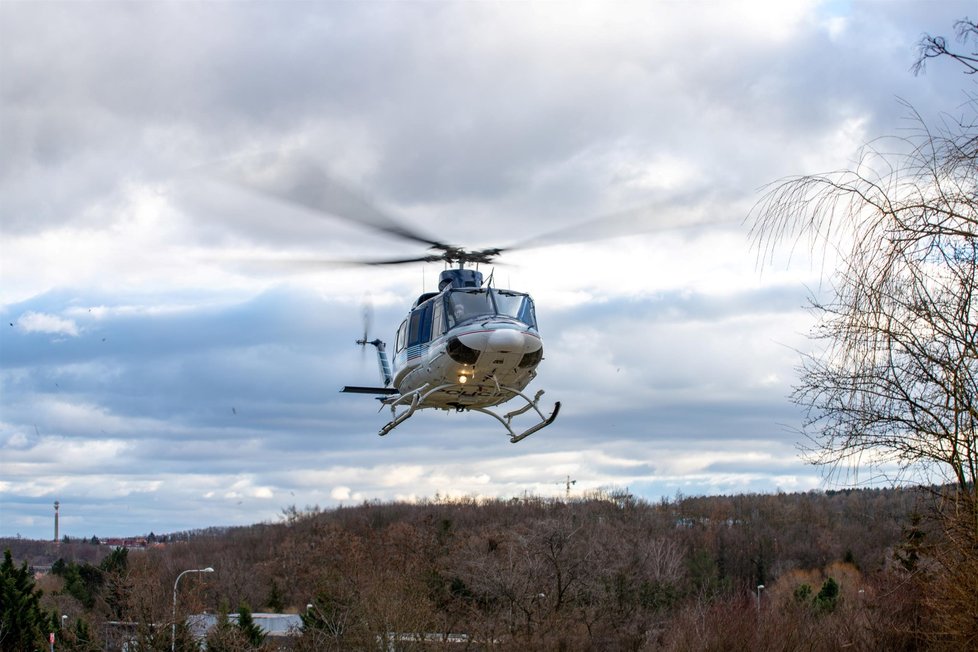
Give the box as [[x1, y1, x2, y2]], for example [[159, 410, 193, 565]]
[[104, 614, 303, 651], [100, 537, 149, 549], [189, 613, 303, 645]]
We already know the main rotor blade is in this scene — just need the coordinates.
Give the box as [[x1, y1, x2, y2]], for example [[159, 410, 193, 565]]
[[215, 253, 445, 273], [361, 254, 447, 266], [214, 155, 449, 250], [501, 197, 733, 253]]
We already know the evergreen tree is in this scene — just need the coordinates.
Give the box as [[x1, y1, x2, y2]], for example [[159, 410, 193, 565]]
[[100, 547, 128, 574], [205, 605, 240, 652], [0, 549, 54, 652], [793, 583, 813, 604], [813, 577, 840, 614], [237, 603, 266, 648], [265, 580, 285, 614], [99, 547, 129, 619], [51, 558, 104, 609]]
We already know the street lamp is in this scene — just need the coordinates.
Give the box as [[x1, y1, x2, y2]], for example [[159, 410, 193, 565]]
[[756, 584, 765, 615], [172, 567, 214, 652]]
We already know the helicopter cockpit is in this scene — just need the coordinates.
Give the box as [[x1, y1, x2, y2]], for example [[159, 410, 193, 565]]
[[395, 288, 538, 358], [446, 288, 537, 329]]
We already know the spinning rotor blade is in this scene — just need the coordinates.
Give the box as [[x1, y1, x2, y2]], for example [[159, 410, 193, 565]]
[[212, 253, 444, 273], [360, 254, 447, 266], [213, 155, 449, 251], [229, 249, 510, 271], [361, 302, 372, 342], [502, 196, 729, 254], [204, 153, 734, 271], [359, 300, 372, 362]]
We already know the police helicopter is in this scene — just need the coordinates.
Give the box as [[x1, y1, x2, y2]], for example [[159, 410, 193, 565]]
[[342, 242, 559, 444]]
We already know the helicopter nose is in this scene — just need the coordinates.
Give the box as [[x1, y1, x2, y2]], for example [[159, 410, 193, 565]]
[[487, 328, 524, 353]]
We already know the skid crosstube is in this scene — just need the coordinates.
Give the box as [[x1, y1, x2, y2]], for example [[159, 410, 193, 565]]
[[377, 383, 559, 443]]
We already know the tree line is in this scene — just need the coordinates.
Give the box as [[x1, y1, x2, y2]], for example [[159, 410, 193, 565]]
[[0, 486, 962, 650]]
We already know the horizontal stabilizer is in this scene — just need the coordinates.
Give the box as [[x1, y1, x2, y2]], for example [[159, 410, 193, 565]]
[[342, 386, 400, 396]]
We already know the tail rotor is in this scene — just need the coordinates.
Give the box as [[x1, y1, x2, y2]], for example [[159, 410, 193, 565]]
[[357, 301, 373, 355], [355, 298, 392, 388]]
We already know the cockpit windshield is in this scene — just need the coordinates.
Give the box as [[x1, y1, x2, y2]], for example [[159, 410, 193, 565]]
[[493, 290, 532, 322], [446, 289, 537, 329]]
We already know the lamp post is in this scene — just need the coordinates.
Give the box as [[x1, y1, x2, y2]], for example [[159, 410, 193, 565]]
[[172, 567, 214, 652], [756, 584, 765, 615]]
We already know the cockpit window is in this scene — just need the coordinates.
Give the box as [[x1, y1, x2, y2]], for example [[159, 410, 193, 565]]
[[447, 290, 493, 325], [493, 290, 527, 320], [446, 289, 537, 329]]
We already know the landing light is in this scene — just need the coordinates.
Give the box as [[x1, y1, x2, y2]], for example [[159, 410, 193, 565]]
[[458, 375, 468, 384]]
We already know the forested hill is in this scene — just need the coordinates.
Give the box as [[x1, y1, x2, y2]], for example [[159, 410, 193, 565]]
[[7, 486, 928, 576], [3, 487, 943, 650]]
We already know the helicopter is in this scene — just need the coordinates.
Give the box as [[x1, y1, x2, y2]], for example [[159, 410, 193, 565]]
[[202, 155, 691, 443], [342, 243, 560, 444]]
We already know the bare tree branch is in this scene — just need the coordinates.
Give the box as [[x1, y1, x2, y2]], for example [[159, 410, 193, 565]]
[[913, 19, 978, 76]]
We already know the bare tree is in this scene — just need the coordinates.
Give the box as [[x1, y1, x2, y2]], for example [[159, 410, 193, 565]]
[[750, 83, 977, 514]]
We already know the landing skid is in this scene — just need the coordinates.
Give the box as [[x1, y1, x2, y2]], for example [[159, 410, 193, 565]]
[[379, 383, 560, 443]]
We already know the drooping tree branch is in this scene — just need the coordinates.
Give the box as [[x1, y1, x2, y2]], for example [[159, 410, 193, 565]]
[[913, 19, 978, 76]]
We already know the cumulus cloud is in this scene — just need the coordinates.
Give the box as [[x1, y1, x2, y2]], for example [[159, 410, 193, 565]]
[[16, 311, 80, 336], [0, 0, 972, 539], [330, 486, 353, 501]]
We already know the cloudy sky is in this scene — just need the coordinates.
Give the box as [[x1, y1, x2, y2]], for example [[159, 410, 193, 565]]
[[1, 1, 972, 540]]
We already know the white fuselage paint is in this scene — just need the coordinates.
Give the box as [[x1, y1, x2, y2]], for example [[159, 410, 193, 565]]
[[393, 319, 543, 410]]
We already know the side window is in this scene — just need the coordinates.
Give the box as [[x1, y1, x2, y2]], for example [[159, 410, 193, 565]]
[[519, 297, 537, 329], [431, 298, 445, 338], [396, 320, 408, 352], [407, 302, 434, 346]]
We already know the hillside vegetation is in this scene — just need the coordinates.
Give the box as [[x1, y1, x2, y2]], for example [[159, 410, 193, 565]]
[[3, 486, 960, 650]]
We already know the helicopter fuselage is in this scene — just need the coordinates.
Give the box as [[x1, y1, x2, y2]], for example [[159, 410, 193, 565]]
[[392, 285, 543, 410]]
